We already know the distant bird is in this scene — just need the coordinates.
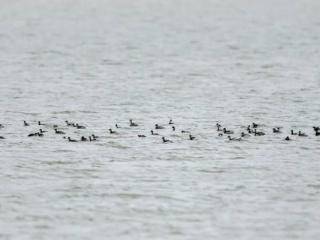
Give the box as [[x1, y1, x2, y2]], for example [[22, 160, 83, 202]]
[[151, 130, 159, 135], [23, 121, 29, 126], [0, 136, 5, 139], [155, 124, 165, 129], [162, 137, 173, 143], [39, 129, 47, 133], [28, 133, 38, 137], [181, 130, 190, 134], [138, 135, 146, 138], [273, 127, 281, 133], [315, 132, 320, 136], [109, 128, 117, 134], [291, 130, 298, 136], [0, 124, 4, 128], [76, 124, 86, 129], [223, 128, 234, 134], [189, 134, 195, 140], [298, 131, 308, 137], [252, 122, 259, 128], [313, 126, 320, 132], [228, 136, 241, 141], [115, 124, 121, 128], [216, 123, 222, 131], [169, 119, 174, 125], [241, 132, 250, 137], [172, 126, 176, 131], [130, 119, 138, 127], [285, 136, 291, 141], [81, 136, 88, 141], [68, 137, 77, 142], [38, 121, 44, 126], [254, 129, 265, 136], [55, 129, 65, 134]]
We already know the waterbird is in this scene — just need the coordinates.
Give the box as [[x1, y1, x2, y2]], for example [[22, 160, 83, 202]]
[[23, 121, 29, 126], [298, 131, 308, 137], [28, 133, 38, 137], [55, 129, 65, 134], [0, 124, 4, 128], [76, 124, 86, 129], [169, 119, 174, 125], [172, 126, 176, 131], [254, 129, 265, 136], [138, 134, 146, 138], [291, 130, 298, 136], [313, 126, 320, 132], [39, 129, 47, 133], [228, 136, 241, 141], [68, 137, 77, 142], [155, 124, 165, 129], [181, 130, 190, 134], [285, 136, 291, 141], [252, 122, 259, 128], [189, 134, 195, 140], [115, 124, 121, 128], [81, 136, 88, 141], [151, 130, 159, 135], [130, 119, 138, 127], [273, 127, 281, 133], [241, 132, 250, 137], [223, 128, 234, 134], [65, 120, 73, 126], [216, 123, 222, 131], [162, 137, 173, 143], [38, 121, 44, 126], [109, 128, 117, 134], [0, 136, 5, 139], [315, 132, 320, 136]]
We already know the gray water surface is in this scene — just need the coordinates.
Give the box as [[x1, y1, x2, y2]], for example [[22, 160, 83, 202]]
[[1, 0, 320, 239]]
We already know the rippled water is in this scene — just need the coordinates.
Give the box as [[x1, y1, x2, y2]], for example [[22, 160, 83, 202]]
[[1, 0, 320, 239]]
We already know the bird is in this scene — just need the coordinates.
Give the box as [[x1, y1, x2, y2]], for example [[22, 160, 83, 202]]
[[291, 130, 298, 136], [109, 128, 118, 134], [38, 121, 44, 126], [138, 135, 146, 138], [68, 137, 77, 142], [162, 137, 173, 143], [273, 127, 281, 133], [115, 124, 121, 128], [298, 131, 308, 137], [65, 120, 73, 126], [28, 133, 37, 137], [155, 124, 165, 129], [189, 135, 195, 140], [169, 119, 174, 125], [223, 128, 234, 134], [181, 130, 190, 134], [81, 136, 88, 141], [76, 124, 86, 129], [241, 132, 250, 137], [228, 136, 241, 141], [23, 121, 29, 126], [252, 122, 259, 128], [0, 136, 5, 139], [285, 136, 291, 141], [254, 129, 265, 136], [39, 129, 47, 133], [172, 126, 176, 131], [54, 129, 65, 134], [216, 123, 222, 131], [130, 119, 138, 127], [151, 130, 159, 135]]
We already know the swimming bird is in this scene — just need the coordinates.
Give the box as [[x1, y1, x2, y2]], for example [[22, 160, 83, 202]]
[[28, 133, 38, 137], [172, 126, 176, 131], [313, 126, 320, 132], [189, 134, 195, 140], [273, 128, 281, 133], [81, 136, 88, 141], [218, 133, 223, 137], [91, 134, 98, 139], [76, 124, 86, 129], [138, 134, 146, 138], [228, 136, 241, 141], [315, 131, 320, 136], [38, 121, 44, 126], [0, 136, 5, 139], [55, 129, 65, 134], [68, 137, 77, 142], [151, 130, 159, 135], [216, 123, 222, 131], [23, 121, 29, 126], [241, 132, 250, 137], [285, 136, 291, 141], [155, 124, 165, 129], [0, 124, 4, 128], [39, 129, 47, 133], [181, 130, 190, 134], [169, 119, 174, 125], [254, 129, 265, 136], [291, 130, 298, 136], [65, 120, 74, 126], [298, 131, 308, 137], [223, 128, 234, 134], [89, 136, 96, 142], [130, 119, 138, 127], [162, 137, 173, 143], [109, 128, 117, 134], [252, 122, 259, 128], [115, 124, 121, 128]]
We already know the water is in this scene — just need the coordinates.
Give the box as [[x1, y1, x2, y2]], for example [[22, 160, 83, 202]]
[[1, 0, 320, 239]]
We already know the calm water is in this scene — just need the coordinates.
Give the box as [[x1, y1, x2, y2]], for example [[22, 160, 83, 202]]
[[1, 0, 320, 239]]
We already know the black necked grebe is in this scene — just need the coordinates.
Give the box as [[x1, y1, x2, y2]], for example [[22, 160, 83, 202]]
[[109, 128, 117, 134], [23, 121, 29, 126], [291, 130, 297, 136], [298, 131, 307, 137], [169, 119, 174, 125], [189, 134, 195, 140], [172, 126, 176, 131], [68, 137, 77, 142], [241, 132, 250, 137], [138, 134, 146, 138], [115, 124, 121, 128], [81, 136, 88, 141], [254, 129, 265, 136], [228, 136, 241, 141], [273, 128, 281, 133], [76, 124, 85, 129], [252, 122, 259, 128], [151, 130, 159, 135], [223, 128, 234, 134], [285, 136, 291, 141]]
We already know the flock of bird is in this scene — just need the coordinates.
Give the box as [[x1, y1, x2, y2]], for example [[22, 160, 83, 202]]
[[0, 119, 319, 143]]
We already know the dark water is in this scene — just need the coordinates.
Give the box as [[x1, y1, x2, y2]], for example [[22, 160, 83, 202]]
[[1, 0, 320, 239]]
